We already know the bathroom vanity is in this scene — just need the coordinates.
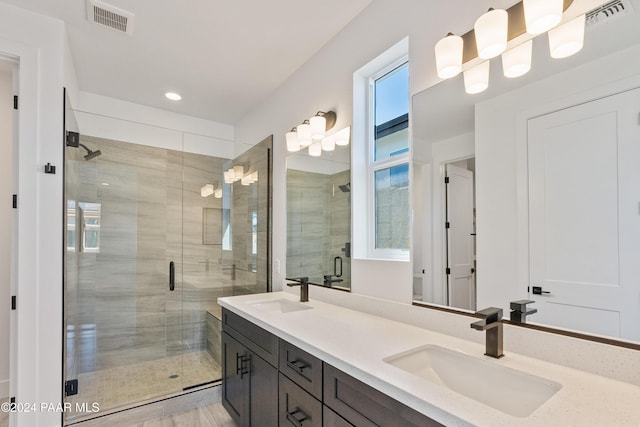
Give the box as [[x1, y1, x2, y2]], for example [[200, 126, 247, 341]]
[[219, 291, 640, 426]]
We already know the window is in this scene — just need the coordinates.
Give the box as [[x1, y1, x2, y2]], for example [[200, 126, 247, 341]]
[[369, 61, 410, 256]]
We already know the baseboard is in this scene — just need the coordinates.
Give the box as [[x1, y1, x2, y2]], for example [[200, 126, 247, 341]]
[[0, 379, 9, 399]]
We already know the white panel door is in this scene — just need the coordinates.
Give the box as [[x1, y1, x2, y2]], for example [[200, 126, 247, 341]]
[[528, 88, 640, 340], [446, 164, 475, 310]]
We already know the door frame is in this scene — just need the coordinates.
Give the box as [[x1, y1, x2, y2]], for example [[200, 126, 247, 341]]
[[429, 134, 474, 307]]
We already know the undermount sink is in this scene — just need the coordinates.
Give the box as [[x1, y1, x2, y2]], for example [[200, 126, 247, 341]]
[[247, 298, 313, 314], [383, 344, 562, 417]]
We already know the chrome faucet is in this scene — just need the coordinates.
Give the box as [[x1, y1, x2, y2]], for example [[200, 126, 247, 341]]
[[285, 277, 309, 302], [470, 307, 504, 358], [509, 300, 537, 323]]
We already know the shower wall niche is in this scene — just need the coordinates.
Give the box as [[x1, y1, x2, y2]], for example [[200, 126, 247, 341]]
[[64, 128, 271, 423]]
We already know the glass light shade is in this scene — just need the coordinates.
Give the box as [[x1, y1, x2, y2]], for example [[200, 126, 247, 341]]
[[308, 141, 322, 157], [286, 131, 300, 152], [321, 136, 335, 151], [224, 169, 234, 184], [233, 165, 243, 182], [523, 0, 563, 35], [200, 184, 214, 197], [548, 15, 585, 59], [474, 9, 508, 59], [334, 126, 351, 146], [297, 123, 312, 147], [250, 171, 258, 182], [214, 188, 222, 198], [241, 175, 251, 186], [435, 34, 463, 79], [463, 61, 490, 94], [501, 40, 533, 78], [309, 115, 326, 139]]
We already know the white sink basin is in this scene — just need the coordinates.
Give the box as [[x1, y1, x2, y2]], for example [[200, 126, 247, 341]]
[[384, 344, 562, 417], [247, 298, 313, 314]]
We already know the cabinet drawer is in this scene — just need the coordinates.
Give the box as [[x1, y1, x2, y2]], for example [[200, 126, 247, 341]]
[[279, 374, 322, 427], [323, 405, 352, 427], [222, 308, 278, 367], [279, 339, 323, 400], [323, 364, 443, 427]]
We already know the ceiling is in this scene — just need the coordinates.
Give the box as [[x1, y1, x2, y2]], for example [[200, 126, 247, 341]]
[[1, 0, 372, 124]]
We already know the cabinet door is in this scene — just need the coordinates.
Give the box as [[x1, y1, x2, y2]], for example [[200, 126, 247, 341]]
[[222, 331, 250, 427], [249, 351, 278, 426]]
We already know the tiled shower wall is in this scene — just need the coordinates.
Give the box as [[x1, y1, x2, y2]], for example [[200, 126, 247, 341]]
[[65, 137, 232, 379], [286, 169, 351, 288]]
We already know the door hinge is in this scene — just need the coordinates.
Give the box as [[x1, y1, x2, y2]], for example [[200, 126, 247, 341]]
[[11, 296, 16, 310], [65, 379, 79, 396], [13, 95, 18, 110], [445, 221, 450, 229], [446, 267, 451, 275], [444, 176, 450, 184], [12, 194, 17, 209]]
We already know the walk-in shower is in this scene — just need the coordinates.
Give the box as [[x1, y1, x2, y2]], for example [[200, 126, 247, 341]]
[[63, 95, 271, 423]]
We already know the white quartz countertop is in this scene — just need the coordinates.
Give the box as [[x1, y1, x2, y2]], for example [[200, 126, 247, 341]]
[[218, 292, 640, 426]]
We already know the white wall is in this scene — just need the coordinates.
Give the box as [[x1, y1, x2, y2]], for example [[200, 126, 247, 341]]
[[0, 61, 12, 399], [235, 0, 484, 300], [476, 43, 640, 315], [75, 92, 241, 159], [0, 2, 67, 426]]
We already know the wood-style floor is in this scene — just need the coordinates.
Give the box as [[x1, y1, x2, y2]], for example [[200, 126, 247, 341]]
[[126, 402, 236, 427]]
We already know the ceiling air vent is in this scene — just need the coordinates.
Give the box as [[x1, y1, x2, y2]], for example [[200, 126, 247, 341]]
[[86, 0, 135, 35], [586, 0, 633, 29]]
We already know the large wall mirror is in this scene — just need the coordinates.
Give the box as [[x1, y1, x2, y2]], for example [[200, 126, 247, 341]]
[[412, 0, 640, 344], [286, 130, 351, 290]]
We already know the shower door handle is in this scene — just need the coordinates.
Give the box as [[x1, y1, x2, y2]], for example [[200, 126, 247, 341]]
[[169, 261, 175, 291]]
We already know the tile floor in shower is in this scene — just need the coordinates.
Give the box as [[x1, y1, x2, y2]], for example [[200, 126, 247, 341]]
[[65, 350, 220, 421]]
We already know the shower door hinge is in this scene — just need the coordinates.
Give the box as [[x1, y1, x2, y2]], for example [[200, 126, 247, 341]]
[[66, 131, 79, 147], [12, 194, 17, 209], [13, 95, 18, 110], [444, 176, 450, 184], [11, 296, 16, 310], [65, 379, 79, 396], [445, 221, 450, 229], [446, 267, 451, 275]]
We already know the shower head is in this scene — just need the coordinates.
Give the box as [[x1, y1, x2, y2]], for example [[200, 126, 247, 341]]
[[69, 142, 102, 161], [84, 149, 102, 160], [338, 183, 350, 193]]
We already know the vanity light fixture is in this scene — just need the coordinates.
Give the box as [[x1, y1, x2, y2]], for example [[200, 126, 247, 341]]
[[435, 33, 464, 79], [200, 183, 214, 197], [474, 8, 509, 59], [286, 110, 339, 155], [502, 39, 533, 78], [463, 61, 490, 94], [286, 128, 300, 152], [548, 14, 585, 58], [334, 126, 351, 146], [523, 0, 564, 35], [321, 135, 336, 151], [308, 140, 322, 157], [214, 188, 222, 198], [434, 0, 585, 94], [165, 92, 182, 101]]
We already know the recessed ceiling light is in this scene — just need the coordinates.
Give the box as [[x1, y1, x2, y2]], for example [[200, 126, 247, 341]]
[[165, 92, 182, 101]]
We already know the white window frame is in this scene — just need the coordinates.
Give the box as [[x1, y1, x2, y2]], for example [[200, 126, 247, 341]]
[[352, 38, 410, 261]]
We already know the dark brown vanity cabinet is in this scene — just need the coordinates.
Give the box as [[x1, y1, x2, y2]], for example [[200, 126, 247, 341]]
[[221, 309, 278, 427], [222, 307, 442, 427]]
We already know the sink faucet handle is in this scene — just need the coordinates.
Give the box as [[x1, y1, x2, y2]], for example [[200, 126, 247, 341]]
[[510, 299, 536, 312], [475, 307, 503, 322], [285, 276, 309, 286]]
